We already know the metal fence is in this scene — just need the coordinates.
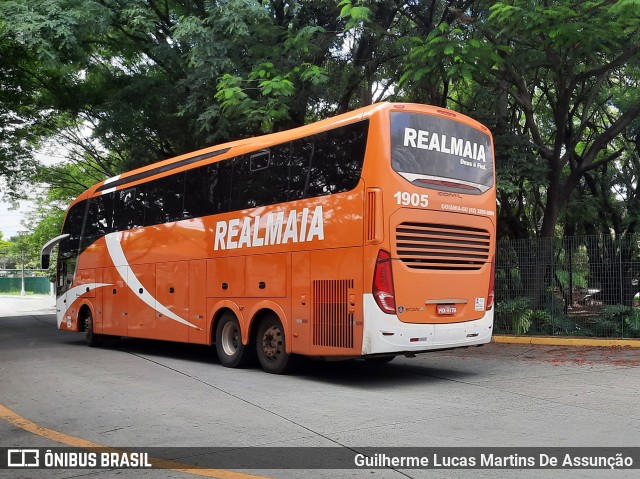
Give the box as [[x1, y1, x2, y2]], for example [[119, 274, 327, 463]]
[[0, 275, 51, 294], [495, 235, 640, 338], [1, 253, 53, 295]]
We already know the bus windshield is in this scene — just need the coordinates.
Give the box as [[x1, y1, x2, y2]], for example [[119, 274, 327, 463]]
[[390, 112, 494, 193]]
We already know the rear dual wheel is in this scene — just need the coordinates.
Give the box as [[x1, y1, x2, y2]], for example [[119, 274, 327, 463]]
[[256, 316, 292, 374], [215, 312, 292, 374], [215, 313, 253, 368]]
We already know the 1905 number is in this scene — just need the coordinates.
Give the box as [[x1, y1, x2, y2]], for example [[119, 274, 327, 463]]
[[394, 191, 429, 207]]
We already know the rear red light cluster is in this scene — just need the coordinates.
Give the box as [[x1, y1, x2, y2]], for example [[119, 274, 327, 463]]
[[373, 250, 396, 314]]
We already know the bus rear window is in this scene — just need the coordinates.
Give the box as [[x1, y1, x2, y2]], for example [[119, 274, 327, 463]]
[[390, 112, 493, 193]]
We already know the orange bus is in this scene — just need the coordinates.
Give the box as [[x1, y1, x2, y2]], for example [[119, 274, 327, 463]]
[[41, 102, 496, 374]]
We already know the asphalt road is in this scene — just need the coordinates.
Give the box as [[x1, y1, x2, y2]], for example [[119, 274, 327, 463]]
[[1, 295, 639, 479]]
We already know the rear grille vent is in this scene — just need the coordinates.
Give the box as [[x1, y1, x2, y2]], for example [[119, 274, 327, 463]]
[[365, 188, 382, 244], [395, 222, 490, 270], [312, 279, 354, 348], [366, 190, 377, 242]]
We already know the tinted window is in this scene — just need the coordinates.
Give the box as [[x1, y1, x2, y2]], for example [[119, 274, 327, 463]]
[[114, 186, 145, 230], [84, 120, 368, 234], [60, 200, 87, 260], [82, 194, 114, 249], [390, 112, 493, 192], [185, 164, 211, 219], [250, 150, 270, 172], [288, 138, 313, 201], [184, 164, 213, 219], [269, 143, 295, 203], [145, 173, 185, 226], [230, 149, 290, 210], [184, 161, 232, 219], [230, 155, 257, 211], [215, 161, 232, 214], [305, 121, 368, 198]]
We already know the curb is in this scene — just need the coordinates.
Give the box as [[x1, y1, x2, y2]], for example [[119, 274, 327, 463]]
[[492, 335, 640, 348]]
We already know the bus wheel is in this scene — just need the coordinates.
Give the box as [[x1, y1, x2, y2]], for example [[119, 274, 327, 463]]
[[85, 311, 102, 347], [256, 316, 291, 374], [216, 313, 251, 368]]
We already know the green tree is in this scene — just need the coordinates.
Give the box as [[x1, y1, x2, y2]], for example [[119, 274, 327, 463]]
[[0, 23, 51, 199], [1, 0, 464, 202], [484, 0, 640, 306], [404, 0, 640, 240], [4, 0, 640, 250]]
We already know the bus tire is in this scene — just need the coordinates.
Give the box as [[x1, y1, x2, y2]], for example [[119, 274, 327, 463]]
[[256, 315, 291, 374], [85, 311, 102, 347], [215, 313, 251, 368]]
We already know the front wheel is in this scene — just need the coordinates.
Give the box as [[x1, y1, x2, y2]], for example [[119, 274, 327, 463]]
[[256, 316, 292, 374], [216, 313, 252, 368], [85, 311, 102, 347]]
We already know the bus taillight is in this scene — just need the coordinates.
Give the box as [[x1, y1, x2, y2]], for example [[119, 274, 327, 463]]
[[373, 250, 396, 314], [487, 257, 495, 311]]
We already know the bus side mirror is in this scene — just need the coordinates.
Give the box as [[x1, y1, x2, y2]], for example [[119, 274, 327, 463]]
[[41, 254, 50, 270], [41, 233, 70, 271]]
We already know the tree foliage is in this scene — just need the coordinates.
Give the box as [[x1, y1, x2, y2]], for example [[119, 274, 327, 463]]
[[404, 0, 640, 239], [1, 0, 640, 249]]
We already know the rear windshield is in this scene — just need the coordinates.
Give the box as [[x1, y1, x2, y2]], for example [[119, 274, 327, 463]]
[[390, 112, 494, 192]]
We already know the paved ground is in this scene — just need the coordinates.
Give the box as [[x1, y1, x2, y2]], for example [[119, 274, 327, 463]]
[[0, 294, 55, 317], [0, 295, 639, 478]]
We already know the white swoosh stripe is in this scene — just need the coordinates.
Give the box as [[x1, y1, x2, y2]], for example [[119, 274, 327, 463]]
[[105, 232, 199, 329], [57, 283, 112, 328]]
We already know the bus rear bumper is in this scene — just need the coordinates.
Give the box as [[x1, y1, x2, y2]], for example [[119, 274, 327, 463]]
[[361, 294, 493, 356]]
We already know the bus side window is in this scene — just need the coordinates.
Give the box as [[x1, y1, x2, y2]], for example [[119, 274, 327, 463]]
[[184, 162, 230, 219], [268, 143, 292, 204], [288, 138, 313, 201], [82, 194, 114, 249], [230, 148, 291, 211], [250, 150, 270, 172], [213, 161, 231, 215], [185, 163, 213, 219], [305, 121, 368, 199], [230, 155, 256, 211], [306, 131, 332, 197], [114, 187, 145, 231], [145, 172, 185, 226]]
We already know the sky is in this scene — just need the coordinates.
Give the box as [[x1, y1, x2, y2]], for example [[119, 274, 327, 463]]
[[0, 153, 63, 240], [0, 199, 30, 239]]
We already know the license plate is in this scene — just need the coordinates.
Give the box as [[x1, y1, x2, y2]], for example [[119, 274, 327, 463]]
[[437, 305, 457, 315]]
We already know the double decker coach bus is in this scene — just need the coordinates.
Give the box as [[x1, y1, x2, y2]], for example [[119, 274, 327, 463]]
[[41, 102, 496, 374]]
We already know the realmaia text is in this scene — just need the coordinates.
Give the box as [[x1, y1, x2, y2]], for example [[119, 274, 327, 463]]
[[214, 206, 325, 250], [403, 127, 486, 162]]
